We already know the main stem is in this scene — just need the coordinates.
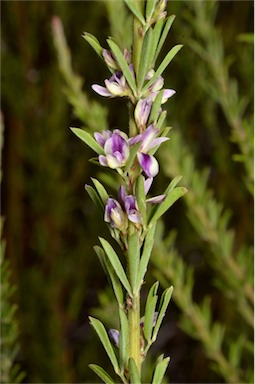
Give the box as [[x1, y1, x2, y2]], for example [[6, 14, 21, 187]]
[[128, 2, 144, 376], [128, 294, 141, 374]]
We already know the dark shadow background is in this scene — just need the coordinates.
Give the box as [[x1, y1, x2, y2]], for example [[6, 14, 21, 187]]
[[1, 1, 253, 383]]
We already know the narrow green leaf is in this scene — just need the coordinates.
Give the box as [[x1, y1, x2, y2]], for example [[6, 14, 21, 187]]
[[142, 44, 183, 92], [148, 90, 164, 125], [91, 178, 109, 205], [89, 364, 115, 384], [151, 18, 165, 66], [135, 175, 147, 226], [99, 238, 131, 294], [152, 286, 173, 342], [94, 245, 108, 277], [124, 142, 141, 173], [119, 308, 129, 371], [146, 0, 158, 21], [128, 231, 140, 295], [149, 187, 187, 225], [107, 38, 137, 95], [152, 356, 170, 384], [155, 353, 164, 365], [137, 222, 157, 286], [123, 0, 145, 25], [148, 175, 182, 222], [85, 185, 104, 211], [94, 246, 124, 305], [70, 127, 104, 155], [137, 28, 154, 90], [143, 282, 159, 342], [83, 32, 103, 57], [154, 15, 176, 63], [166, 175, 183, 193], [156, 110, 167, 129], [128, 358, 141, 384], [89, 317, 119, 374]]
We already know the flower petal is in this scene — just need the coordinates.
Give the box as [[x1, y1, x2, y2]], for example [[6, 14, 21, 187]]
[[92, 84, 112, 97], [105, 79, 124, 96], [146, 194, 166, 204], [104, 198, 126, 229], [105, 154, 122, 168], [162, 89, 176, 104], [108, 329, 120, 347], [137, 153, 159, 178], [98, 155, 108, 166], [139, 124, 159, 152], [94, 130, 112, 147], [144, 177, 153, 195]]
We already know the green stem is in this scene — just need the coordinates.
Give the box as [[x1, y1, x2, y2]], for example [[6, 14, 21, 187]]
[[128, 294, 141, 374]]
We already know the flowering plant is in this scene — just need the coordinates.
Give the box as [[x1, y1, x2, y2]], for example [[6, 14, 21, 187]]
[[71, 1, 187, 382]]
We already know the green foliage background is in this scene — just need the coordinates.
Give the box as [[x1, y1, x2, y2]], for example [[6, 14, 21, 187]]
[[1, 1, 253, 383]]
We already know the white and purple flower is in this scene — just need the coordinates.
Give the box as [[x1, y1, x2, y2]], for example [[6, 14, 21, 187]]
[[129, 124, 169, 178], [95, 130, 130, 169], [134, 98, 152, 132], [104, 198, 127, 231], [119, 185, 142, 224], [109, 312, 158, 347], [92, 71, 127, 97], [144, 70, 176, 104], [92, 63, 134, 99]]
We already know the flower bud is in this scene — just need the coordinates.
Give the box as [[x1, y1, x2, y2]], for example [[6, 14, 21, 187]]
[[102, 49, 118, 70]]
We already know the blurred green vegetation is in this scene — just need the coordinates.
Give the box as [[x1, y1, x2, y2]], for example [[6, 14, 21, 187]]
[[1, 1, 253, 383]]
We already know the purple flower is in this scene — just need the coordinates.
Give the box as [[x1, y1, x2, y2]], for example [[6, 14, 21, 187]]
[[140, 312, 158, 328], [109, 312, 158, 348], [137, 153, 159, 178], [92, 71, 127, 97], [134, 98, 152, 131], [119, 186, 142, 224], [92, 64, 134, 99], [150, 88, 176, 104], [97, 131, 130, 169], [104, 198, 127, 231], [143, 176, 166, 204], [124, 195, 142, 224], [102, 48, 131, 71], [144, 70, 176, 104], [102, 49, 118, 70], [108, 329, 119, 347], [94, 130, 112, 147], [130, 124, 169, 178]]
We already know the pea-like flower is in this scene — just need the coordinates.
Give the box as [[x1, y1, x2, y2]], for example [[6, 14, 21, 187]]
[[92, 71, 128, 97], [119, 186, 142, 224], [95, 130, 130, 169], [144, 70, 176, 104], [102, 48, 131, 71], [134, 98, 152, 132], [109, 312, 158, 347], [129, 124, 169, 178], [104, 198, 127, 231]]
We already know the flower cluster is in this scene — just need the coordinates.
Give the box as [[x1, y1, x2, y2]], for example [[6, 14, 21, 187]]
[[90, 46, 177, 234], [94, 124, 168, 179], [77, 4, 187, 382], [104, 181, 165, 234]]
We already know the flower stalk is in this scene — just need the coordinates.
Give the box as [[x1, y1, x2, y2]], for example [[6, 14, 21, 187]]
[[73, 1, 187, 382]]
